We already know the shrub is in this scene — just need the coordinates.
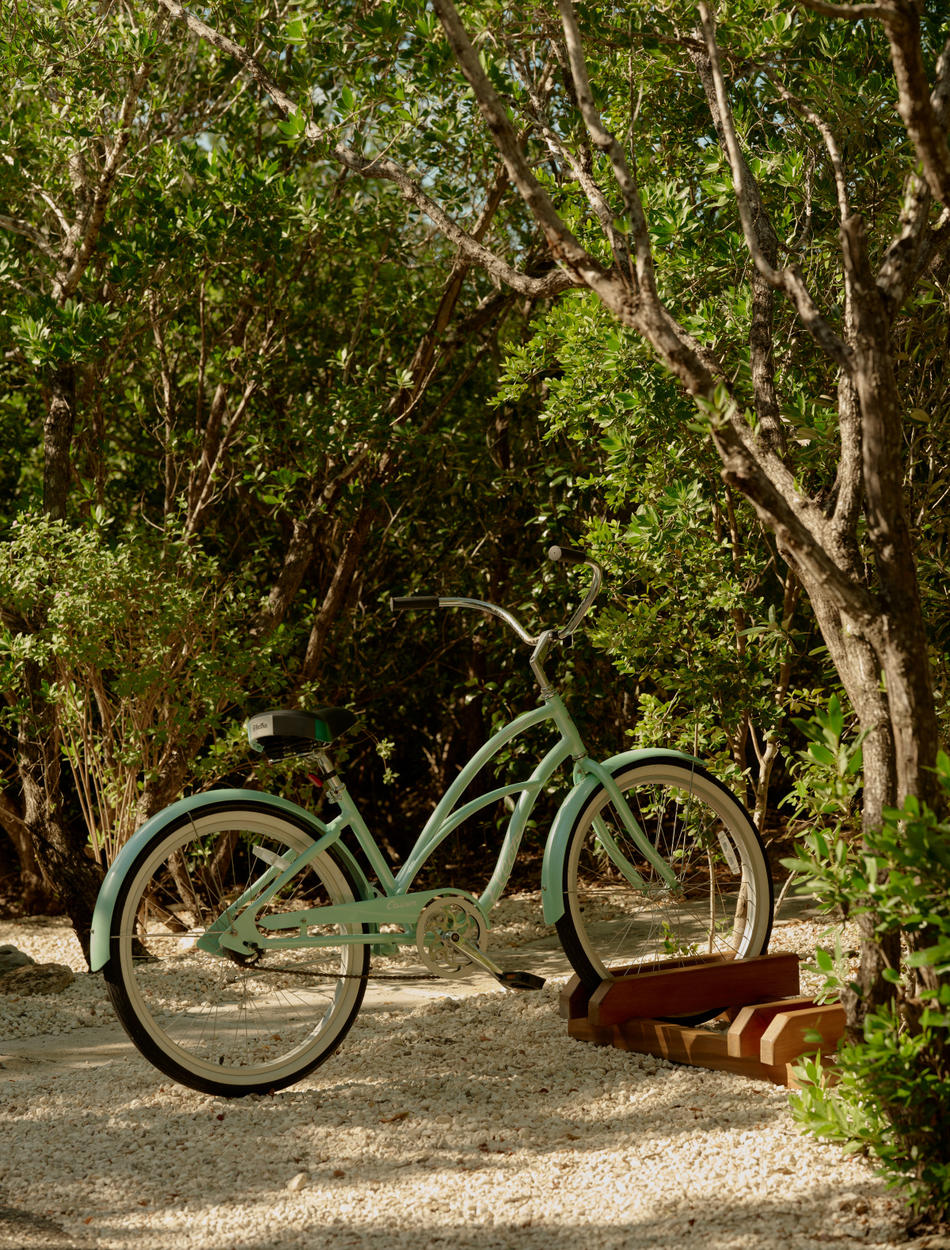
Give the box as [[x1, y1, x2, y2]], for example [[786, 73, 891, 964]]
[[785, 751, 950, 1226]]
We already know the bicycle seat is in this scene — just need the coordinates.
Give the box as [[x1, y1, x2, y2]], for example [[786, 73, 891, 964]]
[[246, 707, 358, 759]]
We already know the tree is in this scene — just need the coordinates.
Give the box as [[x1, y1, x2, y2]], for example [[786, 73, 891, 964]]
[[496, 295, 809, 832], [0, 2, 166, 941], [0, 0, 506, 941], [149, 1, 950, 1215], [1, 0, 575, 944], [155, 0, 950, 1019]]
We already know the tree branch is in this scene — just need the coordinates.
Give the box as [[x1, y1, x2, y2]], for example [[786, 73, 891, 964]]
[[882, 7, 950, 209], [521, 75, 632, 276], [556, 0, 660, 304], [0, 213, 57, 260], [800, 0, 950, 209], [796, 0, 898, 17], [54, 47, 157, 303], [690, 43, 785, 452], [830, 372, 865, 538], [430, 0, 609, 291], [697, 2, 854, 374], [155, 0, 576, 301], [762, 69, 851, 220], [710, 415, 882, 634], [876, 177, 950, 308]]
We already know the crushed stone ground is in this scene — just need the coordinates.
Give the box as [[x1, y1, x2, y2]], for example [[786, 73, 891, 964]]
[[0, 898, 911, 1250]]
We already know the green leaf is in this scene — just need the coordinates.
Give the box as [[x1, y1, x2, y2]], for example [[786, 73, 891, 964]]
[[285, 17, 307, 45], [814, 947, 835, 973]]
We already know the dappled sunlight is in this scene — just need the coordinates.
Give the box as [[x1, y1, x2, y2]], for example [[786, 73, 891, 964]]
[[1, 917, 902, 1250]]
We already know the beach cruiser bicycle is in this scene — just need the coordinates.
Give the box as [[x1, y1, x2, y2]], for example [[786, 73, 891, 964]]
[[89, 547, 773, 1097]]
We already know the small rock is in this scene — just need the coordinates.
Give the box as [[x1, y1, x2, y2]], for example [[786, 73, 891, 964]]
[[0, 962, 74, 995], [286, 1172, 309, 1192], [0, 944, 35, 974], [836, 1192, 870, 1215]]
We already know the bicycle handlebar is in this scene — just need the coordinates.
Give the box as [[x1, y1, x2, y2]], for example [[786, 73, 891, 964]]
[[390, 545, 603, 646], [546, 544, 588, 566], [390, 596, 441, 611]]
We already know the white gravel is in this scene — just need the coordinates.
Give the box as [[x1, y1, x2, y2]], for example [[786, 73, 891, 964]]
[[0, 897, 911, 1250]]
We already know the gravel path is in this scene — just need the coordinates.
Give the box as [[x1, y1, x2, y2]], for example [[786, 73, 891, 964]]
[[0, 899, 911, 1250]]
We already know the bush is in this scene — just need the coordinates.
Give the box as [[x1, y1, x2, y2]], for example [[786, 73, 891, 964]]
[[784, 752, 950, 1225], [0, 514, 287, 863]]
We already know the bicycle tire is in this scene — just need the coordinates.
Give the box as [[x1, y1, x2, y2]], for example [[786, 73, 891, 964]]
[[104, 802, 369, 1096], [555, 756, 773, 1023]]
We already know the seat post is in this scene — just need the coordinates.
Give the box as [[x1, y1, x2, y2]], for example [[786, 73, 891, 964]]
[[311, 749, 347, 803]]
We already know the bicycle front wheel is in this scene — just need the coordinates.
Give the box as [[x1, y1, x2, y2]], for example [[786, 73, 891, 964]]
[[104, 804, 369, 1096], [556, 757, 772, 1016]]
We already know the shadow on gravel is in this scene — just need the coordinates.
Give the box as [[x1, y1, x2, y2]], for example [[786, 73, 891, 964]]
[[0, 1203, 93, 1250], [1, 959, 901, 1250], [166, 1189, 899, 1250]]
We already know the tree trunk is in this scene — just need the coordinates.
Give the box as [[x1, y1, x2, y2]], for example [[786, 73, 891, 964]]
[[17, 661, 103, 962], [0, 794, 54, 913], [799, 574, 905, 1029], [299, 508, 376, 686], [43, 365, 77, 522]]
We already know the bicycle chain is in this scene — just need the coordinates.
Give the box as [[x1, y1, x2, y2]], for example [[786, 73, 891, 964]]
[[246, 964, 440, 982]]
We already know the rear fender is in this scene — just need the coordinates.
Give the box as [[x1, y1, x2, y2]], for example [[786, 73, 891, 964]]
[[89, 789, 374, 973]]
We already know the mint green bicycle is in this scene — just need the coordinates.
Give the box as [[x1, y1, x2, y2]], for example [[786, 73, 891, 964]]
[[89, 547, 773, 1096]]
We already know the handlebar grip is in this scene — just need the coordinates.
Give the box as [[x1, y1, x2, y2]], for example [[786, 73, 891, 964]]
[[547, 545, 589, 566], [390, 596, 442, 612]]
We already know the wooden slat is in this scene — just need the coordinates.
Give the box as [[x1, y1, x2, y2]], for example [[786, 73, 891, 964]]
[[760, 1004, 846, 1067], [559, 974, 592, 1021], [726, 997, 818, 1059], [559, 955, 725, 1021], [566, 1016, 618, 1046], [610, 1017, 790, 1085], [589, 952, 800, 1027], [563, 955, 844, 1087]]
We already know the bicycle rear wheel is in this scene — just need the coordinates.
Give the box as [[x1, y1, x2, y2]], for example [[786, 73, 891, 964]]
[[556, 756, 772, 1021], [104, 804, 369, 1096]]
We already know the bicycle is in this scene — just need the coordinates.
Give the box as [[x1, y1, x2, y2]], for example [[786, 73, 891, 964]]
[[89, 547, 773, 1097]]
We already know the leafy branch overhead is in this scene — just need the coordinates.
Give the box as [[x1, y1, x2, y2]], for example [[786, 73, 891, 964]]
[[156, 0, 945, 811], [156, 0, 574, 301]]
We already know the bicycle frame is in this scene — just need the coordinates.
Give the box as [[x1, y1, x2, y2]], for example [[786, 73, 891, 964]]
[[198, 689, 677, 961], [89, 552, 697, 977]]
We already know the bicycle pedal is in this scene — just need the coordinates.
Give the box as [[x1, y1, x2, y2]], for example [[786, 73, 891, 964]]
[[494, 970, 546, 992]]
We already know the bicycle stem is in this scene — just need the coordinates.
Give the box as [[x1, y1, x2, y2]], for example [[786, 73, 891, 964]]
[[529, 630, 557, 697]]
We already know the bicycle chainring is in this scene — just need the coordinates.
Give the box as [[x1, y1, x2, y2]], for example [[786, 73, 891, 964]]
[[415, 896, 485, 979]]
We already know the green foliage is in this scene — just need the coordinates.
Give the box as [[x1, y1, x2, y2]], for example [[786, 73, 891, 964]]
[[0, 0, 617, 877], [783, 692, 865, 834], [497, 296, 808, 788], [786, 756, 950, 1223], [0, 514, 286, 861]]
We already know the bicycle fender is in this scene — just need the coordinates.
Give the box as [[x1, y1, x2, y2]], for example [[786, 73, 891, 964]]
[[89, 789, 374, 973], [540, 748, 700, 925]]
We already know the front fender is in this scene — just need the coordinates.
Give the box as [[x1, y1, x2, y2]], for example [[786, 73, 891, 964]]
[[540, 748, 700, 925], [89, 789, 373, 973]]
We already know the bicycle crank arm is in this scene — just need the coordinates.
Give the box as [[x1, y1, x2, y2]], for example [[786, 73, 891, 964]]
[[449, 935, 545, 991]]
